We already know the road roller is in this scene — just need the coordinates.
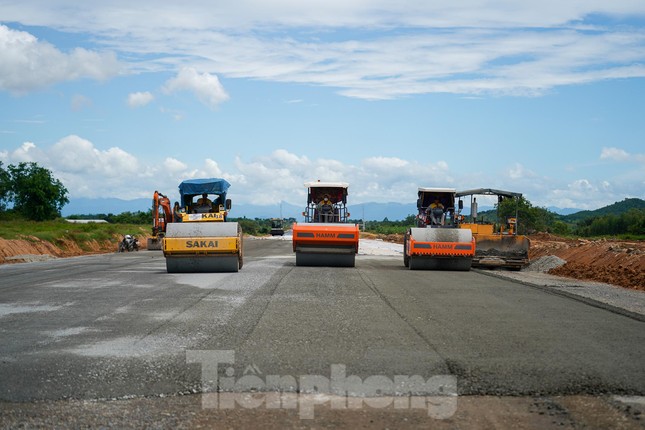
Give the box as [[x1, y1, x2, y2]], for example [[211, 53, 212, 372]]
[[162, 178, 243, 273], [403, 187, 475, 271], [292, 181, 359, 267]]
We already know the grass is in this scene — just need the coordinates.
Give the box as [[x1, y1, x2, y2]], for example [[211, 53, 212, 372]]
[[0, 218, 150, 245]]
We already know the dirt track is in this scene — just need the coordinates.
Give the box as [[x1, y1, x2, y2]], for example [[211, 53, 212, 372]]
[[1, 233, 644, 290]]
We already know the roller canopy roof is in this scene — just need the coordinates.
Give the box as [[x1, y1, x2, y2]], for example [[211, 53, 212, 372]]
[[417, 187, 456, 194], [179, 178, 231, 197], [456, 188, 522, 198], [305, 181, 349, 189]]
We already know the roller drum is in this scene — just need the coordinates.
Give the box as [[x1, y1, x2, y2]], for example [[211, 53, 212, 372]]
[[409, 227, 473, 243], [166, 255, 240, 273]]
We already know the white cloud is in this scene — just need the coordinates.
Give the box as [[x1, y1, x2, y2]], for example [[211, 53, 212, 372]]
[[0, 24, 120, 94], [71, 94, 92, 111], [548, 179, 606, 210], [163, 157, 187, 173], [50, 135, 139, 176], [127, 91, 154, 108], [159, 107, 184, 121], [162, 68, 229, 108], [600, 146, 645, 163], [1, 141, 643, 209], [2, 4, 644, 99], [230, 150, 453, 205], [203, 159, 223, 177], [506, 163, 536, 180], [363, 156, 409, 170], [5, 1, 645, 33], [7, 142, 49, 164]]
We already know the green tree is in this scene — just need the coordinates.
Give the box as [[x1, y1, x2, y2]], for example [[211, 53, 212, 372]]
[[497, 196, 556, 234], [8, 162, 69, 221], [0, 162, 10, 211], [550, 220, 570, 236]]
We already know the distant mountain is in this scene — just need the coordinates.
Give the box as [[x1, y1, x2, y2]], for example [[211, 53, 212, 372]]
[[62, 197, 303, 220], [231, 202, 302, 220], [547, 206, 581, 216], [562, 198, 645, 222], [62, 197, 644, 222], [347, 202, 417, 222], [63, 198, 418, 221]]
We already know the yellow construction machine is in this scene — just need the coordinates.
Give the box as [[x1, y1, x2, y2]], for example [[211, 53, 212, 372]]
[[456, 188, 530, 270], [162, 178, 243, 273], [403, 187, 475, 271]]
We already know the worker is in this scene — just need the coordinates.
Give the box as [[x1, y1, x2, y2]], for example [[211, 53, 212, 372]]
[[194, 193, 212, 213], [430, 198, 444, 210], [197, 193, 212, 206], [318, 194, 334, 222], [173, 201, 183, 222], [427, 198, 445, 225]]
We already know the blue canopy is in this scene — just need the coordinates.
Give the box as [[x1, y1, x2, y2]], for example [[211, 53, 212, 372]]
[[178, 178, 231, 199]]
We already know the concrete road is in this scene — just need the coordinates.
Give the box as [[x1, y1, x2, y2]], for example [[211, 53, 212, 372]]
[[0, 237, 643, 428]]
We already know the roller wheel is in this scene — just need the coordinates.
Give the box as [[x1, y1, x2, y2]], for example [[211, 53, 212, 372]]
[[403, 232, 410, 268]]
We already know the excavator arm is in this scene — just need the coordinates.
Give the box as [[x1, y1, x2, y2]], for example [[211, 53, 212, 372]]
[[148, 191, 173, 250]]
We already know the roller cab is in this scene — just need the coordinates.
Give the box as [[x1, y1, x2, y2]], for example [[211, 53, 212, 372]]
[[162, 178, 243, 273], [403, 187, 475, 271], [292, 181, 359, 267]]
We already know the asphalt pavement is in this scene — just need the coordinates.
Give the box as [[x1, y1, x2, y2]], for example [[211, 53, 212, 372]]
[[0, 237, 643, 428]]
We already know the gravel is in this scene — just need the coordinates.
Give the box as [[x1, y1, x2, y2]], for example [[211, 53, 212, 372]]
[[525, 255, 567, 272]]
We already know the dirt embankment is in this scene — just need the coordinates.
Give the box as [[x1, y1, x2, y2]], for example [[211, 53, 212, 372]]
[[528, 233, 645, 291], [0, 236, 132, 264], [1, 232, 643, 291]]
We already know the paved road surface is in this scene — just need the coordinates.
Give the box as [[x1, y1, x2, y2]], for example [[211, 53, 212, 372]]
[[0, 237, 643, 428]]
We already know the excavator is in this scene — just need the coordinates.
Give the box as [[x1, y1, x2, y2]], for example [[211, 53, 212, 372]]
[[403, 187, 475, 271], [153, 178, 243, 273], [292, 181, 359, 267], [456, 188, 530, 270], [147, 191, 172, 250]]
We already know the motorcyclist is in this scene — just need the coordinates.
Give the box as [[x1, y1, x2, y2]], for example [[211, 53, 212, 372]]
[[119, 235, 139, 252]]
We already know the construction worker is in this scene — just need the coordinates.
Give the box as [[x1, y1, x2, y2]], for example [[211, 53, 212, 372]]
[[318, 194, 334, 222], [430, 197, 444, 210], [197, 193, 212, 206], [427, 198, 445, 225], [194, 193, 213, 213]]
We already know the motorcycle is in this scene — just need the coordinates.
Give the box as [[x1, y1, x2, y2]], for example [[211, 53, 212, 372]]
[[118, 234, 139, 252]]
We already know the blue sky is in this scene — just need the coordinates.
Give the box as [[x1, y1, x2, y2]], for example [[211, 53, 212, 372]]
[[1, 1, 644, 211]]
